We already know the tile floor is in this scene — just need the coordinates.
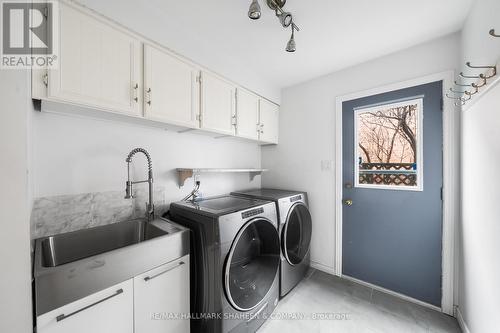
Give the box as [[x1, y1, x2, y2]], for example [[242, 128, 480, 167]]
[[259, 270, 461, 333]]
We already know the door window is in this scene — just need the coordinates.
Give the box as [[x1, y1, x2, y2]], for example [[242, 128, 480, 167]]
[[354, 98, 423, 191]]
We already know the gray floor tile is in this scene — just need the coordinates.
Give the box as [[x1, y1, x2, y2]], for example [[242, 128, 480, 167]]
[[258, 270, 460, 333]]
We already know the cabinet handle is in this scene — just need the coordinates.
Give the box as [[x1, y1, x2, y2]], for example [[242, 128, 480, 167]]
[[133, 83, 139, 102], [144, 261, 185, 282], [56, 289, 124, 322]]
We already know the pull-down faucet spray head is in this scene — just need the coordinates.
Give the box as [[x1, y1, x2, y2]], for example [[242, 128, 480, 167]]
[[124, 148, 155, 221]]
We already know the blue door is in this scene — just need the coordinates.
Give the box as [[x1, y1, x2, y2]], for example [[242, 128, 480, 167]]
[[342, 81, 443, 306]]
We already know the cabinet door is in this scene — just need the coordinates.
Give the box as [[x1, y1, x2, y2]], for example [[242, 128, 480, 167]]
[[144, 45, 200, 128], [259, 99, 280, 144], [236, 88, 260, 140], [134, 255, 190, 333], [48, 3, 142, 115], [201, 72, 236, 136], [37, 279, 133, 333]]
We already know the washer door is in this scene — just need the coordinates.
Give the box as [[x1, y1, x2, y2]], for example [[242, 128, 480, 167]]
[[283, 203, 312, 266], [224, 218, 280, 312]]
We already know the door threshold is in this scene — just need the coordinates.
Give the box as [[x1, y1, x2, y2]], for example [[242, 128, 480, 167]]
[[341, 274, 442, 313]]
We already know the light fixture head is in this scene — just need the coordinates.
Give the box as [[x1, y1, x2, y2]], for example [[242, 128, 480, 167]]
[[286, 28, 296, 52], [277, 11, 293, 28], [267, 0, 286, 11], [248, 0, 261, 20]]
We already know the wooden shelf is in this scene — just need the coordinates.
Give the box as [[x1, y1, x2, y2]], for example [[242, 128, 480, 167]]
[[176, 168, 268, 187]]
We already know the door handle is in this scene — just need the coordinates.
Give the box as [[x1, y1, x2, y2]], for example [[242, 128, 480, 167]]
[[343, 199, 353, 206]]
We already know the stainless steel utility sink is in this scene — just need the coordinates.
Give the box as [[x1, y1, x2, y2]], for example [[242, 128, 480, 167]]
[[34, 217, 190, 317], [40, 219, 171, 267]]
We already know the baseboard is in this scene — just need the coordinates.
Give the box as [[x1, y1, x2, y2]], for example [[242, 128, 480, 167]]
[[342, 275, 442, 313], [455, 306, 471, 333], [310, 261, 335, 275]]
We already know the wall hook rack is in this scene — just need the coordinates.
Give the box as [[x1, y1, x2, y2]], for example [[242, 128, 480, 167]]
[[489, 29, 500, 37]]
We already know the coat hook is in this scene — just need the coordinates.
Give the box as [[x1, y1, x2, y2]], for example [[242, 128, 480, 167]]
[[490, 29, 500, 37], [449, 87, 466, 95], [446, 93, 465, 106], [466, 62, 497, 79], [454, 80, 473, 87], [465, 88, 479, 96], [460, 72, 481, 79], [460, 72, 488, 88], [446, 93, 463, 100]]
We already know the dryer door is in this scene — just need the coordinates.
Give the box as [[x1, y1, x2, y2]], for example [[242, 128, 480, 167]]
[[283, 203, 312, 266], [224, 218, 280, 312]]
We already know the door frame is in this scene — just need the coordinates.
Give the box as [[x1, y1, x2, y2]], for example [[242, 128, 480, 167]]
[[334, 71, 458, 315]]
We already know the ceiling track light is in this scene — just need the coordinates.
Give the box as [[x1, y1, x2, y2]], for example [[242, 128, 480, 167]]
[[248, 0, 261, 20], [247, 0, 300, 52]]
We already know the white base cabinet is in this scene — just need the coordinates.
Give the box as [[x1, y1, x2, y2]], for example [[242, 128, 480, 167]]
[[36, 255, 190, 333], [134, 255, 190, 333], [37, 280, 134, 333]]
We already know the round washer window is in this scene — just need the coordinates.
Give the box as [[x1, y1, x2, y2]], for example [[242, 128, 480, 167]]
[[224, 218, 280, 312], [283, 203, 312, 266]]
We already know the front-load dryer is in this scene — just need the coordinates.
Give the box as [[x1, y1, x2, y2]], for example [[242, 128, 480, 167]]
[[231, 189, 312, 297], [168, 195, 280, 333]]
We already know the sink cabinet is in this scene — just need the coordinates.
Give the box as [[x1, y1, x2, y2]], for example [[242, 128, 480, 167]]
[[37, 279, 134, 333], [134, 255, 190, 333], [36, 255, 190, 333]]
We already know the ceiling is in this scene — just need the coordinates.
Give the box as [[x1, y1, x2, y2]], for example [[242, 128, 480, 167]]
[[76, 0, 474, 94]]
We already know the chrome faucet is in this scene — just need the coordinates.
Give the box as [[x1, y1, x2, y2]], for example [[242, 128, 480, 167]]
[[125, 148, 154, 221]]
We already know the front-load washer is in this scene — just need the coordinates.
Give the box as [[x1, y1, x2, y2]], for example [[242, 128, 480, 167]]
[[168, 195, 280, 333], [231, 189, 312, 297]]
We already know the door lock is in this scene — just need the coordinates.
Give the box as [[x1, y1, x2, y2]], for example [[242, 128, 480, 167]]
[[343, 199, 353, 206]]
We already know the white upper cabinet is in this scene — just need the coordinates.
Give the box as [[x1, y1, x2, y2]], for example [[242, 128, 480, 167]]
[[143, 45, 200, 128], [37, 279, 134, 333], [47, 2, 142, 116], [259, 99, 280, 144], [236, 88, 260, 140], [200, 72, 237, 136], [134, 255, 190, 333], [33, 1, 279, 143]]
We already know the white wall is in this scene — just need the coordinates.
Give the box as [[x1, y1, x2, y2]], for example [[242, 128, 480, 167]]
[[262, 33, 461, 272], [458, 0, 500, 332], [0, 70, 33, 333], [32, 110, 262, 202]]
